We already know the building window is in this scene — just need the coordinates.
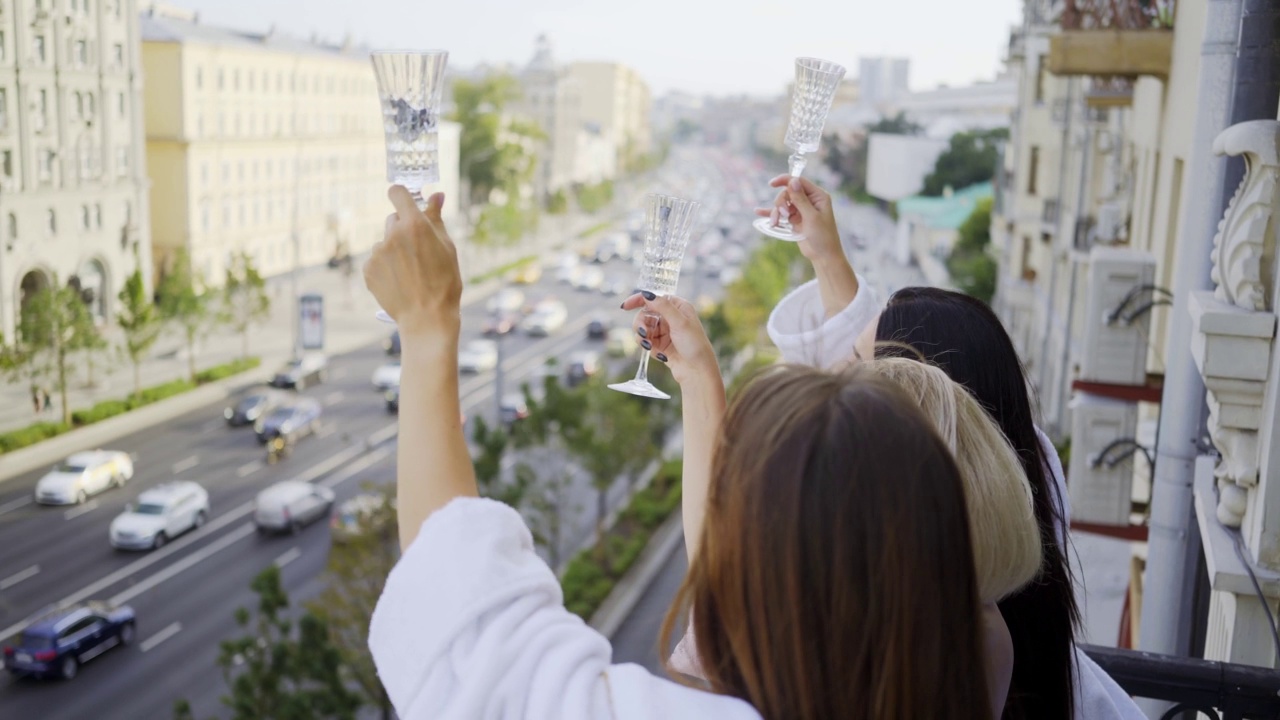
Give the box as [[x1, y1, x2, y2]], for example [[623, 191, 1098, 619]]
[[124, 201, 132, 226], [1027, 146, 1040, 196], [201, 203, 210, 231], [233, 69, 240, 90], [0, 31, 7, 61], [217, 69, 224, 90], [1, 150, 11, 178], [7, 213, 15, 240], [39, 149, 54, 181], [237, 162, 244, 181], [1035, 55, 1048, 104], [36, 89, 47, 131], [94, 203, 102, 228], [74, 40, 87, 65], [112, 43, 123, 67], [222, 202, 230, 228], [46, 209, 56, 234], [0, 89, 8, 131], [201, 163, 208, 184], [84, 92, 94, 119], [74, 91, 83, 119], [221, 162, 229, 182], [116, 146, 129, 176], [117, 92, 125, 118], [81, 205, 90, 229], [34, 36, 46, 63], [195, 67, 203, 89]]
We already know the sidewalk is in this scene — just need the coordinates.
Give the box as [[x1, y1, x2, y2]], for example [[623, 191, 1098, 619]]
[[0, 188, 640, 436]]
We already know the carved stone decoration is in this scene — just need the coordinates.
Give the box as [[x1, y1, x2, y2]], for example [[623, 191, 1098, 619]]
[[1209, 120, 1280, 312]]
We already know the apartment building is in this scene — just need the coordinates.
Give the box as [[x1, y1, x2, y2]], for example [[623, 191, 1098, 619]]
[[0, 0, 151, 342], [518, 35, 582, 202], [569, 61, 651, 171], [140, 4, 459, 286]]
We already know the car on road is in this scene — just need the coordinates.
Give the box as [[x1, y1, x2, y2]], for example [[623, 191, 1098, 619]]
[[586, 318, 610, 340], [371, 361, 402, 390], [384, 331, 401, 356], [593, 233, 632, 263], [385, 387, 399, 413], [109, 481, 209, 551], [599, 274, 628, 296], [458, 339, 499, 374], [331, 493, 396, 543], [574, 267, 604, 292], [499, 394, 530, 425], [522, 300, 568, 336], [255, 399, 323, 444], [606, 327, 639, 357], [253, 481, 335, 535], [269, 353, 328, 390], [554, 253, 581, 284], [565, 351, 601, 387], [481, 312, 519, 336], [486, 288, 526, 315], [508, 261, 543, 285], [34, 450, 134, 506], [224, 388, 287, 427], [3, 602, 136, 680]]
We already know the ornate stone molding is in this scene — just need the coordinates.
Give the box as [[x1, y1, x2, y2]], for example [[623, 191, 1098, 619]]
[[1209, 120, 1280, 312]]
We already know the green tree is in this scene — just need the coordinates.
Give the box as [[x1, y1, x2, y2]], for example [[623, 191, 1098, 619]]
[[946, 197, 998, 303], [471, 415, 529, 507], [220, 251, 271, 360], [511, 371, 588, 563], [18, 278, 98, 426], [922, 128, 1009, 197], [212, 565, 361, 720], [156, 249, 211, 384], [722, 241, 808, 349], [518, 461, 577, 570], [308, 486, 398, 720], [449, 74, 542, 209], [117, 258, 164, 403]]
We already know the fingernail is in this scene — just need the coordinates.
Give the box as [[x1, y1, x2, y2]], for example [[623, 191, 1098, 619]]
[[656, 353, 668, 363], [641, 290, 656, 301], [636, 326, 647, 339], [641, 340, 652, 350], [619, 301, 626, 309], [433, 193, 445, 210], [790, 178, 801, 190]]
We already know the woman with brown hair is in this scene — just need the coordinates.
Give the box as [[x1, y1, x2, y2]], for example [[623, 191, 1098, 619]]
[[363, 186, 992, 720]]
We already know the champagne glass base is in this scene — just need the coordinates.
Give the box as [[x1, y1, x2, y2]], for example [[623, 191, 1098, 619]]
[[607, 379, 671, 400], [375, 310, 395, 324], [753, 216, 804, 242]]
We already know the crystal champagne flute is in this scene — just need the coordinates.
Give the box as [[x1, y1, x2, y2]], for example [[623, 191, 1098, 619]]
[[753, 57, 846, 242], [609, 194, 701, 400]]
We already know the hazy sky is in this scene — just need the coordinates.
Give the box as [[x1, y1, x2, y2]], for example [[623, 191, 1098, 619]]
[[167, 0, 1022, 97]]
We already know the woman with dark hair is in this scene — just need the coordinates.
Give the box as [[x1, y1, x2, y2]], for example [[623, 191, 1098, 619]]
[[761, 175, 1144, 720], [362, 186, 993, 720]]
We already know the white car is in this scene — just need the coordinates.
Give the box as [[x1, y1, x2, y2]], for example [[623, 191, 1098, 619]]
[[458, 339, 499, 374], [574, 267, 604, 292], [253, 481, 335, 535], [35, 450, 133, 506], [523, 301, 568, 336], [371, 361, 402, 390], [486, 288, 526, 315], [109, 482, 209, 551]]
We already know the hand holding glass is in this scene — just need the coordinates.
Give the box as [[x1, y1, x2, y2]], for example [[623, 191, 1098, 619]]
[[371, 50, 448, 324], [753, 57, 845, 242], [609, 194, 701, 400]]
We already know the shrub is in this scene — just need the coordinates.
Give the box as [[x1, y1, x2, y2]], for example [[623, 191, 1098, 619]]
[[195, 356, 260, 384], [137, 379, 196, 405], [0, 422, 70, 452], [72, 400, 132, 426]]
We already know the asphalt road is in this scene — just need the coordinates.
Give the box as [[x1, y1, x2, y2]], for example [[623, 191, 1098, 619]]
[[0, 147, 756, 720]]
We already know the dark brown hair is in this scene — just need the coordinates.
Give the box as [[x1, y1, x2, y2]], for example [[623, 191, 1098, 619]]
[[662, 364, 991, 720]]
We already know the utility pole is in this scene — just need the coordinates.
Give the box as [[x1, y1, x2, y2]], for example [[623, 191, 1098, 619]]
[[493, 314, 506, 423]]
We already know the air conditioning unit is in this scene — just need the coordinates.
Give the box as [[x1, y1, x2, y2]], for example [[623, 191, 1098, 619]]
[[1068, 392, 1140, 525], [1095, 202, 1125, 243], [1080, 246, 1157, 385]]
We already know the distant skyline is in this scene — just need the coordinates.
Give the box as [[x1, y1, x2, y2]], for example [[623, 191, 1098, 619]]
[[160, 0, 1023, 97]]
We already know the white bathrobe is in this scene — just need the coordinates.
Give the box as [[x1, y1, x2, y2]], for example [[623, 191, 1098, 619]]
[[765, 278, 1146, 720], [369, 497, 762, 720]]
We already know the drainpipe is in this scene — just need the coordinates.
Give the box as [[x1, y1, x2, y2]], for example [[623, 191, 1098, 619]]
[[1055, 121, 1092, 433], [1139, 0, 1245, 705], [1036, 78, 1076, 412]]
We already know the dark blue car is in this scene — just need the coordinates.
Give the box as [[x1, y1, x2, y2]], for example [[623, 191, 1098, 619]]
[[255, 399, 323, 444], [4, 602, 136, 680]]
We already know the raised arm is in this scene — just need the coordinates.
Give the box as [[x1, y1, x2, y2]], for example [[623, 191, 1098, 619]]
[[621, 293, 725, 562], [757, 176, 858, 319], [364, 187, 477, 551]]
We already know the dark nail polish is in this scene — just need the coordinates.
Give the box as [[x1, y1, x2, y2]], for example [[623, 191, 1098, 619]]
[[641, 290, 656, 301], [656, 353, 668, 363], [641, 340, 652, 350], [619, 301, 626, 309], [637, 326, 647, 339]]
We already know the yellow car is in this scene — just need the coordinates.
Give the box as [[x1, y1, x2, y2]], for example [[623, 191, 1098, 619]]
[[509, 262, 543, 285]]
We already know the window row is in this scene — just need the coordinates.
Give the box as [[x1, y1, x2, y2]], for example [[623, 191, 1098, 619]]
[[23, 32, 126, 69], [199, 155, 379, 185], [7, 199, 130, 239], [0, 144, 133, 184], [0, 87, 130, 135], [194, 66, 375, 99], [199, 188, 377, 233], [194, 110, 375, 139]]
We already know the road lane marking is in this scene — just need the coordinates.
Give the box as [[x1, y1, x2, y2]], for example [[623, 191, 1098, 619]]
[[172, 456, 200, 474], [236, 461, 263, 478], [139, 622, 182, 653], [0, 496, 32, 517], [108, 525, 257, 606], [319, 447, 391, 490], [64, 500, 98, 520], [0, 565, 39, 590], [315, 426, 335, 439], [200, 419, 224, 433], [274, 548, 302, 569], [322, 391, 345, 406]]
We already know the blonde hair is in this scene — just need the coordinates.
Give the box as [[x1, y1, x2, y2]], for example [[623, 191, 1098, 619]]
[[861, 357, 1042, 602]]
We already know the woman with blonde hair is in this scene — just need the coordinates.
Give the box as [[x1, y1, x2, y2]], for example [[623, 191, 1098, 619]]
[[363, 187, 993, 720]]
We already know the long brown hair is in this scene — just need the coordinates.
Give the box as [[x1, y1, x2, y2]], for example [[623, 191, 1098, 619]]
[[662, 364, 991, 719]]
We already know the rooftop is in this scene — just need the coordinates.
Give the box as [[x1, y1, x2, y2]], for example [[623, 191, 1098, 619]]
[[897, 182, 993, 230], [140, 2, 368, 59]]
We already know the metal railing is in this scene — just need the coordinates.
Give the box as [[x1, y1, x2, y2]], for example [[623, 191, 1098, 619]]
[[1083, 645, 1280, 720], [1060, 0, 1177, 30]]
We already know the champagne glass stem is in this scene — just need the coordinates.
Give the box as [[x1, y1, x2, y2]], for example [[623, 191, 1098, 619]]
[[632, 347, 653, 385], [775, 152, 808, 234], [408, 186, 426, 210]]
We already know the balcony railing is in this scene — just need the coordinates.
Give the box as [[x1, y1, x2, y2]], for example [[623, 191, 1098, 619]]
[[1083, 645, 1280, 720], [1087, 76, 1136, 108], [1049, 0, 1176, 78]]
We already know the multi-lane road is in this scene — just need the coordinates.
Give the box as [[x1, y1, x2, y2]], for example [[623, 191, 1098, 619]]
[[0, 146, 760, 719]]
